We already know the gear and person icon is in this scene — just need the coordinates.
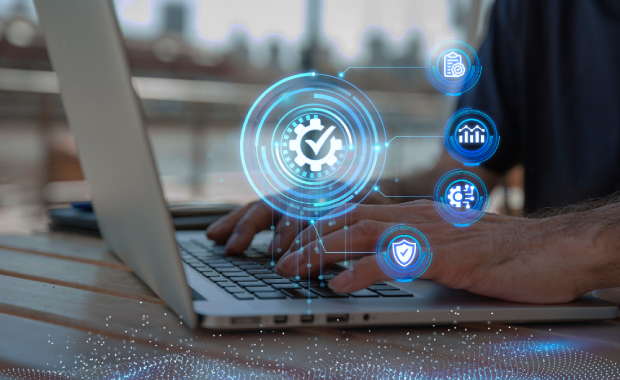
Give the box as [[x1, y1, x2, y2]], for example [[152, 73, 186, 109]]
[[447, 182, 478, 211]]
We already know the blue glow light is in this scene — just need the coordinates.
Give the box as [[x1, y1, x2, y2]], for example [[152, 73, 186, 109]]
[[376, 224, 432, 281], [425, 39, 482, 96], [239, 73, 387, 221], [434, 169, 489, 226], [443, 108, 500, 165]]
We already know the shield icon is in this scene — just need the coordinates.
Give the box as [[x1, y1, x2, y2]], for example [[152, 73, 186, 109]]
[[391, 238, 417, 267]]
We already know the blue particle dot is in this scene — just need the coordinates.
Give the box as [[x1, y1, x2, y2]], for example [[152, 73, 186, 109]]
[[307, 299, 312, 304], [307, 263, 312, 268], [318, 275, 323, 280], [285, 222, 290, 226], [296, 276, 300, 280], [270, 225, 275, 230], [343, 261, 348, 266], [320, 282, 325, 287], [307, 310, 312, 314], [338, 72, 344, 77], [271, 261, 275, 266], [395, 178, 399, 183]]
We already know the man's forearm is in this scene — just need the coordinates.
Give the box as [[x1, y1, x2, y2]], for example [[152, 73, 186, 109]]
[[536, 200, 620, 293]]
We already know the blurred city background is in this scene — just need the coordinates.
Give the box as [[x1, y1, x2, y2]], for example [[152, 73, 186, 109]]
[[0, 0, 524, 233]]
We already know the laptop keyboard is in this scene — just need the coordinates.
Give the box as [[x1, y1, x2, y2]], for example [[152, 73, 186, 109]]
[[178, 239, 414, 301]]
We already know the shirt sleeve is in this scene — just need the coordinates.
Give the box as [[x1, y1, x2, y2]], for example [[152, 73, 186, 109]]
[[457, 0, 524, 174]]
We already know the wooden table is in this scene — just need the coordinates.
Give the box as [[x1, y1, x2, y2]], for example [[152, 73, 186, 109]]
[[1, 232, 620, 378]]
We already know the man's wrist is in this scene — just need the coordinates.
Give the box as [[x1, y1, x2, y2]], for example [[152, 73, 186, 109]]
[[542, 205, 620, 293]]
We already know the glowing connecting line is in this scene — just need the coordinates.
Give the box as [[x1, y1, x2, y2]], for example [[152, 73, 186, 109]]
[[311, 223, 375, 254], [376, 189, 432, 199], [340, 66, 425, 76]]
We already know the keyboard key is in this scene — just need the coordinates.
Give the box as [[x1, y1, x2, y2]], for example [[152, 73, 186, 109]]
[[237, 281, 266, 287], [236, 263, 263, 267], [281, 289, 318, 299], [246, 269, 272, 274], [209, 263, 235, 268], [203, 272, 223, 278], [233, 293, 254, 300], [254, 274, 283, 279], [228, 276, 256, 282], [201, 258, 228, 263], [227, 258, 250, 263], [209, 277, 229, 283], [247, 286, 276, 293], [272, 283, 302, 289], [225, 286, 246, 293], [296, 281, 323, 289], [375, 290, 414, 297], [209, 246, 228, 254], [254, 292, 286, 299], [193, 265, 211, 271], [263, 279, 290, 284], [368, 284, 399, 291], [349, 289, 379, 297], [216, 268, 244, 274], [217, 281, 237, 288], [310, 289, 348, 298]]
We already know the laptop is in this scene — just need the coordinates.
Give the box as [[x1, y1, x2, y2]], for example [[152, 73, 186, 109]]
[[33, 0, 618, 330]]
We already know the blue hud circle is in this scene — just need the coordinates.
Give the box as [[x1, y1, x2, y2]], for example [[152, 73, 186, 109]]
[[444, 108, 499, 165], [376, 225, 432, 282], [240, 73, 387, 220], [425, 39, 481, 96], [434, 169, 489, 227]]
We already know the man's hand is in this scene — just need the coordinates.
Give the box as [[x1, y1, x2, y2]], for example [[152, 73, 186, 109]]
[[205, 189, 392, 256], [205, 199, 304, 255], [274, 200, 608, 304]]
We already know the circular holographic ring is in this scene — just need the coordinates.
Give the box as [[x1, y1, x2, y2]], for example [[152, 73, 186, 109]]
[[240, 73, 387, 220], [444, 108, 499, 166], [376, 224, 432, 282], [425, 39, 482, 96], [434, 169, 489, 227]]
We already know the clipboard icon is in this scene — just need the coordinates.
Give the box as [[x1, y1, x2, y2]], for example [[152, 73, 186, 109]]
[[444, 52, 466, 78]]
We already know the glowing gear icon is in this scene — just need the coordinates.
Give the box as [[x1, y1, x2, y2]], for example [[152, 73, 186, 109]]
[[288, 118, 343, 172], [447, 183, 477, 210]]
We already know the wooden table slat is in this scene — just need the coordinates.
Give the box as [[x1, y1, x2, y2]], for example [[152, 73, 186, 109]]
[[0, 249, 163, 304], [0, 235, 128, 270]]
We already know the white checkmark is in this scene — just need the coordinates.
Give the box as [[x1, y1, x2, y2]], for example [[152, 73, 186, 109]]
[[305, 126, 336, 155], [397, 247, 412, 262]]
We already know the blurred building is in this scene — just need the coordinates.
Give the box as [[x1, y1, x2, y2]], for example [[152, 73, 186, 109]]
[[0, 0, 510, 233]]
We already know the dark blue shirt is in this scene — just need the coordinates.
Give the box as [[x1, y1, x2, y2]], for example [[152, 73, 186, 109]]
[[458, 0, 620, 212]]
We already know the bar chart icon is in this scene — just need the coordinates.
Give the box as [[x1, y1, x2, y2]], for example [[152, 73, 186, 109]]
[[457, 124, 486, 145]]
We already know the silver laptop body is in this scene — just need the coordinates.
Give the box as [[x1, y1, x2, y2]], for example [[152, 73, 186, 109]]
[[34, 0, 618, 330]]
